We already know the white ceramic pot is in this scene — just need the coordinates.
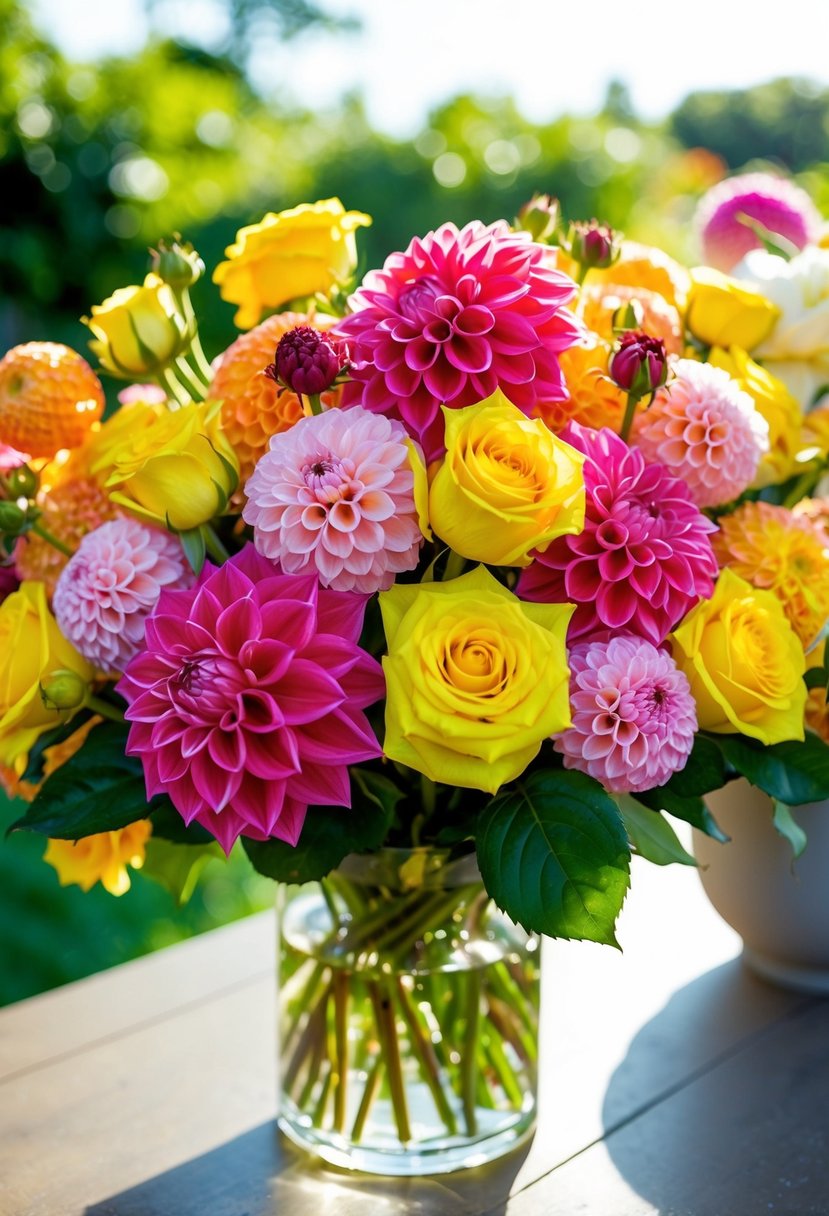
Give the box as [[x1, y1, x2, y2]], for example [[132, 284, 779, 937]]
[[695, 779, 829, 994]]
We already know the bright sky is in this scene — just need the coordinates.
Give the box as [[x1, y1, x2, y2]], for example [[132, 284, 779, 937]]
[[31, 0, 829, 136]]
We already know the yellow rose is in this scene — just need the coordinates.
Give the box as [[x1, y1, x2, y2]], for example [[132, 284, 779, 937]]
[[44, 820, 152, 896], [671, 568, 806, 745], [686, 267, 779, 351], [380, 565, 574, 792], [0, 582, 95, 771], [91, 400, 239, 532], [428, 393, 585, 566], [213, 199, 372, 329], [83, 274, 191, 378], [709, 346, 802, 486]]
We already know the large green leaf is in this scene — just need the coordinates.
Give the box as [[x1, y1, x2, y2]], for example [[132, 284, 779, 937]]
[[715, 733, 829, 805], [475, 769, 630, 947], [615, 795, 696, 867]]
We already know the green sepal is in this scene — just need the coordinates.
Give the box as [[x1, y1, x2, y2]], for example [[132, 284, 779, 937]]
[[178, 525, 207, 574]]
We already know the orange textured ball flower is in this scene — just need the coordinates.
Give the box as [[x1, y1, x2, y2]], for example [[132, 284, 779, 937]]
[[0, 343, 104, 458], [534, 341, 627, 433]]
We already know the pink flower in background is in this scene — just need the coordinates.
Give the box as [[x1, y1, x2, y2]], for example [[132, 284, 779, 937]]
[[244, 406, 424, 593], [555, 635, 697, 793], [336, 219, 581, 461], [0, 443, 29, 471], [696, 172, 821, 272], [117, 384, 168, 405], [517, 424, 718, 645], [53, 518, 191, 673], [117, 545, 384, 854], [633, 359, 768, 509]]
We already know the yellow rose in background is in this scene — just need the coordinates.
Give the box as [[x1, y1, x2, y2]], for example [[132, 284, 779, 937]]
[[380, 565, 574, 793], [709, 346, 802, 486], [44, 821, 152, 896], [91, 400, 239, 532], [686, 267, 779, 351], [0, 582, 95, 772], [429, 393, 585, 566], [83, 274, 191, 378], [671, 568, 806, 745], [213, 199, 372, 329]]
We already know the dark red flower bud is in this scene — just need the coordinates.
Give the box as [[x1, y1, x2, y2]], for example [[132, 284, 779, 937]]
[[267, 326, 345, 397], [568, 219, 621, 271], [516, 194, 560, 243], [609, 331, 668, 398]]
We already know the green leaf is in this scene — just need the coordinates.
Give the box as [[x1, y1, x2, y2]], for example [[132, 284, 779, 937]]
[[772, 800, 808, 860], [141, 837, 223, 905], [19, 709, 93, 785], [475, 769, 630, 946], [715, 732, 829, 805], [635, 786, 729, 843], [242, 768, 402, 883], [615, 795, 696, 867], [659, 735, 728, 797], [735, 212, 799, 260], [178, 525, 206, 575], [148, 799, 215, 844], [804, 666, 829, 690]]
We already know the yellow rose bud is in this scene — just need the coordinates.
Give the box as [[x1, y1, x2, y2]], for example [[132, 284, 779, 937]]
[[709, 346, 803, 487], [91, 400, 239, 532], [671, 568, 806, 746], [0, 582, 96, 771], [380, 565, 574, 793], [213, 198, 372, 329], [428, 392, 585, 566], [686, 267, 779, 351], [83, 274, 191, 379], [44, 820, 152, 896]]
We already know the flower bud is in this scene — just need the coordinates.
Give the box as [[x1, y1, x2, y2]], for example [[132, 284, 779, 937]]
[[516, 194, 560, 243], [5, 464, 38, 499], [40, 669, 88, 712], [0, 501, 26, 535], [149, 236, 205, 290], [268, 326, 346, 397], [83, 274, 192, 379], [567, 219, 621, 272], [609, 331, 669, 398]]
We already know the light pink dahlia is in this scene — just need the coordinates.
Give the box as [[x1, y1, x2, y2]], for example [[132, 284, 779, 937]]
[[696, 172, 821, 272], [116, 545, 384, 854], [53, 518, 191, 673], [336, 220, 582, 461], [555, 635, 697, 794], [243, 406, 423, 593], [633, 359, 768, 509], [517, 424, 718, 646]]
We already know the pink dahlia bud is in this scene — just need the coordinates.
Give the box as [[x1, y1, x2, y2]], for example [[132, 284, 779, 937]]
[[609, 331, 668, 398], [696, 172, 821, 272], [268, 325, 345, 397], [516, 193, 560, 243], [568, 219, 620, 272], [53, 517, 192, 673]]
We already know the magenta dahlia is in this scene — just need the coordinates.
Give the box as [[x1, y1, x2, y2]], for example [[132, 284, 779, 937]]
[[117, 545, 384, 854], [555, 635, 697, 794], [336, 220, 582, 461], [53, 517, 191, 673], [696, 172, 821, 272], [517, 424, 718, 645], [243, 405, 423, 593]]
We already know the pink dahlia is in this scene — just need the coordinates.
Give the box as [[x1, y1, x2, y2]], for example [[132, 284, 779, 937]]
[[117, 545, 384, 854], [243, 406, 423, 593], [53, 517, 191, 673], [696, 172, 821, 272], [336, 220, 582, 461], [517, 424, 718, 645], [555, 635, 697, 794], [633, 359, 768, 509]]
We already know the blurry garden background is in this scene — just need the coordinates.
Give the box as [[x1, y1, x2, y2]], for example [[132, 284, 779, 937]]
[[2, 0, 829, 1004]]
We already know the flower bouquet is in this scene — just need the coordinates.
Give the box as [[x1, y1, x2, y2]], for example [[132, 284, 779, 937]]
[[3, 183, 829, 1174]]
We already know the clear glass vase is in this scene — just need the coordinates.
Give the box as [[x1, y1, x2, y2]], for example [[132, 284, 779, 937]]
[[276, 847, 540, 1175]]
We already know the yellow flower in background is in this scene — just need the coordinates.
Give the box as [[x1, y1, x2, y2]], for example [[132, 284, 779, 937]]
[[90, 400, 239, 532], [213, 199, 372, 329], [428, 393, 585, 566], [380, 565, 574, 793], [0, 716, 100, 803], [671, 568, 806, 746], [44, 820, 152, 896], [686, 267, 779, 351], [709, 346, 802, 487], [0, 582, 95, 772], [84, 274, 191, 378]]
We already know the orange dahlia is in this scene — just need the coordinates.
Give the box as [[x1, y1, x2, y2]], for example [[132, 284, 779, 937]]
[[579, 283, 684, 356], [0, 342, 104, 459], [534, 341, 627, 433], [713, 500, 829, 647]]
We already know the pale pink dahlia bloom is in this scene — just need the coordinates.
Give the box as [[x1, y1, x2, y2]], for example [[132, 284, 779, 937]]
[[517, 424, 718, 646], [555, 635, 697, 794], [336, 220, 582, 461], [633, 359, 768, 509], [117, 545, 384, 854], [243, 406, 423, 593], [53, 517, 190, 673], [696, 172, 821, 272]]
